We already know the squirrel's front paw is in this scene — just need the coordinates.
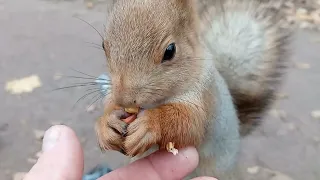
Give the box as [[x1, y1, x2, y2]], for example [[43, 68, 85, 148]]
[[123, 113, 160, 157], [95, 110, 128, 152]]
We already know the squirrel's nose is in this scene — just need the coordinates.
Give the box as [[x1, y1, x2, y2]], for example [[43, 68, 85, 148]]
[[113, 94, 137, 108], [111, 75, 138, 108], [112, 85, 138, 108]]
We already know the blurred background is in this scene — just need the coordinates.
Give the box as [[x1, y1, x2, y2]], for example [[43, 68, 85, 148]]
[[0, 0, 320, 179]]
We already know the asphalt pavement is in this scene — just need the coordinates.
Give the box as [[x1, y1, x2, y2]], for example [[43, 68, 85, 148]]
[[0, 0, 320, 179]]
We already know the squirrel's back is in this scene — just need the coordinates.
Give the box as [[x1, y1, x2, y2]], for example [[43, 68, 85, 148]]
[[200, 0, 291, 135]]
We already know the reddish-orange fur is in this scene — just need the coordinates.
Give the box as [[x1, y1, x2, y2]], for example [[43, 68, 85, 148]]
[[96, 98, 213, 157], [146, 103, 207, 149]]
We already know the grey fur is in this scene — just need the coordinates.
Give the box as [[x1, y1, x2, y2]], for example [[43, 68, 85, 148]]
[[200, 0, 291, 135], [185, 0, 291, 178]]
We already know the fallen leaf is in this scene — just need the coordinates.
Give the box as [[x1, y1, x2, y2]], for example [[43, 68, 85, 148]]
[[247, 166, 260, 174], [311, 110, 320, 119], [86, 104, 96, 113], [287, 123, 296, 131], [269, 109, 287, 120], [284, 1, 294, 8], [276, 93, 289, 99], [35, 151, 43, 159], [33, 129, 45, 141], [311, 10, 320, 23], [249, 167, 294, 180], [277, 129, 287, 136], [313, 136, 320, 143], [86, 2, 93, 9], [53, 72, 62, 81], [296, 8, 308, 15], [5, 75, 42, 95], [27, 158, 37, 164], [294, 62, 311, 69], [299, 21, 313, 29], [270, 172, 293, 180], [13, 172, 27, 180], [296, 13, 313, 21]]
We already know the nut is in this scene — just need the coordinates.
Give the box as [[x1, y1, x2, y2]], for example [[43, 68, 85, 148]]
[[166, 142, 178, 155], [125, 107, 139, 114]]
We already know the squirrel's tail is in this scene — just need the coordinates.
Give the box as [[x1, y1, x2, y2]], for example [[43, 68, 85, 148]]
[[201, 0, 291, 136]]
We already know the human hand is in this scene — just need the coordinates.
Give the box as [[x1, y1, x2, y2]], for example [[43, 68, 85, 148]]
[[24, 125, 217, 180]]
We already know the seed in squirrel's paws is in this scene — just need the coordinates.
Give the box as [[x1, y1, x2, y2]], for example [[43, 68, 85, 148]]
[[125, 107, 139, 114], [166, 142, 178, 155]]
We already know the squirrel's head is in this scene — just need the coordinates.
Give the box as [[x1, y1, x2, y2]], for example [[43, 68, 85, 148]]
[[103, 0, 204, 109]]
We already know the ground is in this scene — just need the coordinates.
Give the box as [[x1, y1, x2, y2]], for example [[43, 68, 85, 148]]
[[0, 0, 320, 179]]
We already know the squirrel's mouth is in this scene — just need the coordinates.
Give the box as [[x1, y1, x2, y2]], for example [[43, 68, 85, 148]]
[[120, 107, 145, 119]]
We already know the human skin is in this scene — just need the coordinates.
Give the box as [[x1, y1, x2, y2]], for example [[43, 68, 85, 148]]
[[24, 125, 217, 180]]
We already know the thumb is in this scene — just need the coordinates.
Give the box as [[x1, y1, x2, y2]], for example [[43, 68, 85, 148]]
[[24, 125, 84, 180]]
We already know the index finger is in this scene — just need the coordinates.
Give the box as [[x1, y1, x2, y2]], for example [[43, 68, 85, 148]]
[[99, 147, 199, 180]]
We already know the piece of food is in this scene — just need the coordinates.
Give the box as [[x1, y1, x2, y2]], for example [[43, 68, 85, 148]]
[[124, 107, 139, 114], [122, 107, 139, 124], [123, 107, 139, 124], [166, 142, 178, 155], [123, 114, 137, 124]]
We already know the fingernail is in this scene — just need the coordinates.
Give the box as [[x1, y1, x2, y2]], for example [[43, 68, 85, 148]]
[[179, 146, 198, 157], [42, 126, 62, 152], [178, 146, 199, 165]]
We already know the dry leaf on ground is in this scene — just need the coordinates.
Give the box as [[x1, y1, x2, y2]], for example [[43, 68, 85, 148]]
[[86, 2, 93, 9], [247, 166, 260, 174], [33, 129, 45, 141], [269, 109, 287, 120], [35, 151, 43, 158], [27, 158, 37, 164], [86, 104, 96, 113], [5, 75, 42, 95], [247, 167, 294, 180], [311, 110, 320, 119], [12, 172, 27, 180], [53, 72, 62, 80], [276, 93, 289, 99], [295, 62, 311, 69]]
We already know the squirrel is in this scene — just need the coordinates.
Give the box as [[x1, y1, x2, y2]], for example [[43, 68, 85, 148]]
[[94, 0, 291, 179]]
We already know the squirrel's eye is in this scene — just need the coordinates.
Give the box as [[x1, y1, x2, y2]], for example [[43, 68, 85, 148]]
[[161, 43, 176, 63]]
